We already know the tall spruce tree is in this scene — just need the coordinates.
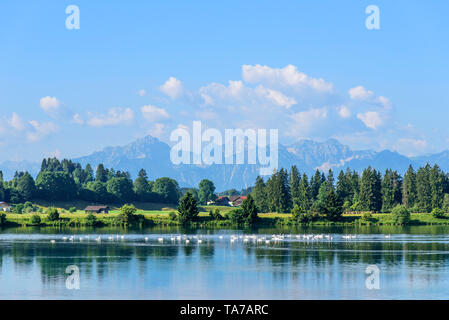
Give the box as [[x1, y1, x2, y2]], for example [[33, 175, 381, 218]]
[[310, 169, 323, 201], [402, 165, 417, 208], [289, 166, 301, 206], [359, 167, 382, 212], [429, 164, 444, 210], [416, 164, 432, 212], [252, 176, 268, 213], [381, 169, 402, 212], [96, 164, 108, 183], [297, 173, 311, 211], [336, 169, 352, 205]]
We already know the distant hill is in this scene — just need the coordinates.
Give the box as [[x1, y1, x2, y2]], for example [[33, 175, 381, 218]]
[[1, 136, 448, 191]]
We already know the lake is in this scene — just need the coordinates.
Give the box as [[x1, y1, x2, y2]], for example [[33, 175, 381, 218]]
[[0, 225, 449, 299]]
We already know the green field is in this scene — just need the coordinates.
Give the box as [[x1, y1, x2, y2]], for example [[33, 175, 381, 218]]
[[3, 202, 449, 227]]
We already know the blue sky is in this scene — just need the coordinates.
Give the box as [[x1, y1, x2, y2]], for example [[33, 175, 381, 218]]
[[0, 0, 448, 162]]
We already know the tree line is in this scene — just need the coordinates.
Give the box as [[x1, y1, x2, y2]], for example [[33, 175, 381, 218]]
[[2, 157, 449, 219], [251, 164, 449, 218], [0, 158, 181, 205]]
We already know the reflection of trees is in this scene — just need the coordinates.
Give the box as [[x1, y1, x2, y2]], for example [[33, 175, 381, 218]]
[[2, 226, 449, 288], [10, 242, 35, 271], [199, 242, 214, 261], [182, 243, 196, 257]]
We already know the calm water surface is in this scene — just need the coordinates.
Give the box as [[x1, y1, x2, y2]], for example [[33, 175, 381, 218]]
[[0, 225, 449, 299]]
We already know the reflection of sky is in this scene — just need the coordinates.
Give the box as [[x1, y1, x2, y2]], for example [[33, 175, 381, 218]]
[[1, 227, 449, 299]]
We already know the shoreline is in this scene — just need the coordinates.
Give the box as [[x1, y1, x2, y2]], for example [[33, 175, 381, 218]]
[[2, 212, 449, 229]]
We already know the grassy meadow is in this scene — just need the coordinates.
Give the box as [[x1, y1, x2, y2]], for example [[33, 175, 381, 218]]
[[2, 200, 449, 228]]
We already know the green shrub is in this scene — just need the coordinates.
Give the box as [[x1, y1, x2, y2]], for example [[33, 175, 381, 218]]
[[0, 213, 6, 226], [168, 211, 178, 221], [86, 213, 98, 226], [24, 202, 36, 213], [361, 211, 373, 222], [177, 192, 199, 224], [46, 207, 60, 221], [432, 208, 445, 219], [228, 208, 246, 224], [114, 204, 143, 226], [13, 204, 24, 214], [30, 214, 41, 225], [391, 205, 410, 225], [68, 207, 77, 213], [209, 208, 223, 220], [291, 204, 309, 223]]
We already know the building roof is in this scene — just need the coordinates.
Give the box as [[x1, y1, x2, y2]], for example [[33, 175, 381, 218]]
[[84, 205, 109, 211], [0, 202, 10, 207], [229, 195, 247, 202]]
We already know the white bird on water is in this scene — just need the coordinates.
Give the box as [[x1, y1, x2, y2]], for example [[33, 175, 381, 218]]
[[158, 237, 164, 243], [144, 237, 149, 241], [50, 240, 56, 244], [96, 236, 101, 242]]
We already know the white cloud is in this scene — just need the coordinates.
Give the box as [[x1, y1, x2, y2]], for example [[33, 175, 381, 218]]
[[160, 77, 184, 99], [200, 93, 214, 106], [148, 123, 165, 138], [40, 96, 61, 113], [394, 138, 428, 157], [141, 105, 170, 122], [242, 64, 333, 92], [27, 120, 58, 142], [87, 107, 134, 127], [8, 112, 25, 131], [338, 105, 351, 118], [198, 80, 246, 103], [289, 108, 328, 136], [357, 111, 383, 129], [72, 113, 84, 125], [138, 89, 147, 97], [256, 86, 297, 108], [377, 96, 392, 110], [348, 86, 374, 100]]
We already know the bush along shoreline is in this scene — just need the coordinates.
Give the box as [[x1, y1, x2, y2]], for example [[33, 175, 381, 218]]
[[2, 201, 449, 230]]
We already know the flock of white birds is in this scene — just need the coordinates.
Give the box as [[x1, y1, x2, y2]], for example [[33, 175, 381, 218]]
[[49, 233, 392, 244]]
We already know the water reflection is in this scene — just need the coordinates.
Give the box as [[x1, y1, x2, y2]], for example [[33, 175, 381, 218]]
[[1, 225, 449, 299]]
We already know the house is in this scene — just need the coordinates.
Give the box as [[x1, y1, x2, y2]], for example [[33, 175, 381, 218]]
[[214, 196, 231, 206], [229, 196, 247, 207], [84, 205, 109, 214], [0, 202, 11, 212], [208, 196, 247, 207]]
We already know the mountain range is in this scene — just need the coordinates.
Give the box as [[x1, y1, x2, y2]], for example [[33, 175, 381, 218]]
[[1, 136, 448, 191]]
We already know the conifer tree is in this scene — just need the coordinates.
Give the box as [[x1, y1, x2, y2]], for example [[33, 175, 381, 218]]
[[252, 176, 268, 213], [402, 165, 417, 208], [289, 166, 301, 206]]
